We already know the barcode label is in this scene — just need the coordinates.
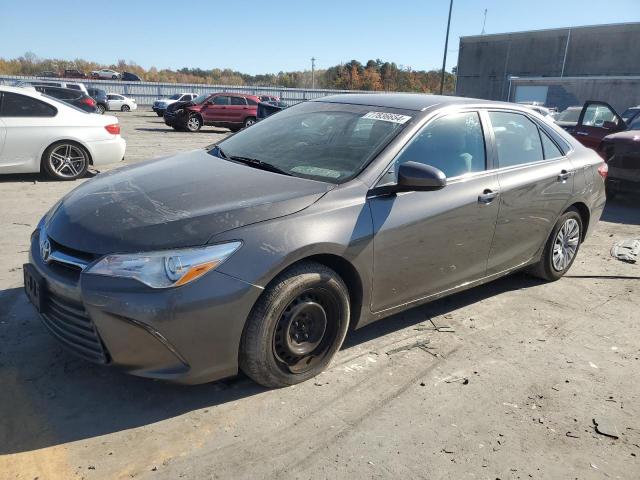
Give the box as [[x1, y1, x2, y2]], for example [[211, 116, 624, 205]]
[[362, 111, 412, 124]]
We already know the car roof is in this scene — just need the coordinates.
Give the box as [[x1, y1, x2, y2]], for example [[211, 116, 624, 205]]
[[312, 93, 505, 112]]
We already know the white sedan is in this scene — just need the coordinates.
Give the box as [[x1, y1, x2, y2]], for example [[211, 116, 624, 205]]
[[106, 93, 137, 112], [91, 69, 120, 79], [0, 86, 126, 180]]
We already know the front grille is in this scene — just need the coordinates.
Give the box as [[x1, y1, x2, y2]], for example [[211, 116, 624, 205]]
[[40, 293, 109, 364]]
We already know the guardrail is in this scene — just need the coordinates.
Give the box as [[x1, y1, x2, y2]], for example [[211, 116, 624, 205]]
[[0, 75, 380, 106]]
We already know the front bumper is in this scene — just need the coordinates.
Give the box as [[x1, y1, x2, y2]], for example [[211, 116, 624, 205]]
[[27, 233, 263, 384], [152, 106, 166, 114]]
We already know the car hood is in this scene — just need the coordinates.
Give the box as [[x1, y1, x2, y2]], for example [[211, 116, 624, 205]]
[[603, 130, 640, 143], [46, 150, 332, 254]]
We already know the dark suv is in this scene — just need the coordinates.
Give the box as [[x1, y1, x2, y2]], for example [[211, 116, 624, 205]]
[[164, 93, 260, 132], [87, 88, 109, 114]]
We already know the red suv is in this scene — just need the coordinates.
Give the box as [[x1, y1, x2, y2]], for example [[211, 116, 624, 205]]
[[165, 92, 260, 132]]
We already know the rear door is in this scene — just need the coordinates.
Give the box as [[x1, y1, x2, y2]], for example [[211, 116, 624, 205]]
[[486, 110, 575, 274], [107, 94, 124, 111], [369, 110, 500, 312], [573, 101, 626, 149], [228, 96, 248, 123]]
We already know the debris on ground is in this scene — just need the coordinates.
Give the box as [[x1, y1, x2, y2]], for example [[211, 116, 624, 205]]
[[610, 239, 639, 263], [386, 339, 432, 355], [592, 418, 620, 439], [566, 431, 579, 438], [414, 318, 456, 332], [445, 377, 469, 385]]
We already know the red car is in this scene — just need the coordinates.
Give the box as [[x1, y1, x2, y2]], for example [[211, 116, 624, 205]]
[[562, 101, 627, 150], [164, 92, 260, 132]]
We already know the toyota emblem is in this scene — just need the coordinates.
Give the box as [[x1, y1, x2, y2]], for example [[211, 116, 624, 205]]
[[40, 238, 52, 263]]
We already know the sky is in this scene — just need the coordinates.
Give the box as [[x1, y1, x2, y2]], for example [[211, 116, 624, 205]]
[[0, 0, 638, 74]]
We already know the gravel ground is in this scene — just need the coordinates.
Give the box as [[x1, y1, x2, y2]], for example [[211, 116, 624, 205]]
[[1, 111, 639, 480]]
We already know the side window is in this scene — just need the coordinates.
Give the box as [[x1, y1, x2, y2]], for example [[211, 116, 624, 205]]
[[540, 129, 564, 159], [629, 116, 640, 131], [66, 84, 81, 91], [0, 92, 57, 117], [489, 112, 544, 167], [213, 96, 230, 105], [582, 104, 618, 127], [246, 98, 258, 106], [107, 94, 116, 100], [230, 96, 247, 106], [394, 111, 486, 178]]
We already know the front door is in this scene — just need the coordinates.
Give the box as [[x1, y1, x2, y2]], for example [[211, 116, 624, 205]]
[[107, 94, 124, 111], [202, 95, 230, 123], [486, 110, 575, 274], [369, 110, 500, 312], [573, 101, 625, 150]]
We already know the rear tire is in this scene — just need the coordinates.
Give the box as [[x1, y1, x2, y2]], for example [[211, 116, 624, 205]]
[[42, 141, 90, 181], [95, 104, 105, 114], [121, 105, 130, 112], [528, 208, 582, 282], [240, 262, 350, 388], [243, 116, 256, 129]]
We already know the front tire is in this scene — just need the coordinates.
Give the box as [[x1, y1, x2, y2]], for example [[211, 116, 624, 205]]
[[156, 111, 164, 117], [186, 115, 202, 132], [528, 208, 582, 281], [42, 142, 89, 181], [121, 104, 130, 112], [240, 262, 350, 388]]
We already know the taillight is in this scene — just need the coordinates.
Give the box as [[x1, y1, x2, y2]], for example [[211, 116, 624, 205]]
[[82, 97, 96, 107], [597, 162, 608, 179], [105, 124, 120, 135]]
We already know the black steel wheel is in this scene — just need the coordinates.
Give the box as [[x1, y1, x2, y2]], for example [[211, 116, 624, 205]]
[[240, 261, 350, 388]]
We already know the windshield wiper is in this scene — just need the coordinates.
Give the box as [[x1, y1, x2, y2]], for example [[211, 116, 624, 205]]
[[228, 155, 293, 176]]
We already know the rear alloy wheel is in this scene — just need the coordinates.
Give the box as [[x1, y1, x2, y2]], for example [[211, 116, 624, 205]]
[[43, 142, 89, 181], [240, 262, 350, 388], [243, 116, 256, 129], [186, 115, 202, 132], [121, 104, 130, 112], [95, 104, 105, 114], [528, 208, 582, 281]]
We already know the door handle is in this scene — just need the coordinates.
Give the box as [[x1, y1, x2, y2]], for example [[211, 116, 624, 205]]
[[575, 131, 589, 136], [478, 189, 499, 204], [557, 169, 574, 182]]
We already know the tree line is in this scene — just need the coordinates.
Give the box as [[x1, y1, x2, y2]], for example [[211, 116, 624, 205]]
[[0, 53, 456, 93]]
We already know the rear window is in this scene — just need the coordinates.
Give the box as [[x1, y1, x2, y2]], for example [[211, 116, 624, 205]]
[[0, 92, 57, 117]]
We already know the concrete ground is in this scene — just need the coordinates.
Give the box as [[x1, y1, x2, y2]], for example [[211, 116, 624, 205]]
[[1, 111, 639, 480]]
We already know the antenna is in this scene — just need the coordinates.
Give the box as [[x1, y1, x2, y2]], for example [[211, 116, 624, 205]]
[[481, 8, 487, 35]]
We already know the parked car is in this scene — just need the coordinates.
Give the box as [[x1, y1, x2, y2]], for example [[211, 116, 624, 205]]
[[87, 88, 109, 114], [24, 94, 605, 388], [164, 92, 260, 132], [152, 93, 198, 116], [518, 102, 556, 119], [259, 95, 280, 103], [63, 69, 87, 79], [599, 130, 640, 198], [562, 101, 636, 150], [257, 101, 285, 121], [106, 93, 137, 112], [13, 80, 89, 95], [38, 71, 59, 78], [554, 106, 583, 128], [91, 69, 120, 80], [121, 71, 142, 82], [0, 86, 125, 180], [621, 105, 640, 126], [32, 86, 97, 113]]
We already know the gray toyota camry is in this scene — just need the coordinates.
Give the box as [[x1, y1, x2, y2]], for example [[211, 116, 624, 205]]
[[24, 94, 607, 387]]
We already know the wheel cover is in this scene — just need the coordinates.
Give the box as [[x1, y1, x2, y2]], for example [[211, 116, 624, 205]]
[[273, 288, 340, 374], [187, 116, 200, 131], [48, 144, 86, 178], [552, 218, 580, 271], [245, 118, 255, 127]]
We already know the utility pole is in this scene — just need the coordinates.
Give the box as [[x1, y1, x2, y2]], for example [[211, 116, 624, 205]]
[[440, 0, 453, 95], [311, 57, 316, 89], [481, 8, 487, 35]]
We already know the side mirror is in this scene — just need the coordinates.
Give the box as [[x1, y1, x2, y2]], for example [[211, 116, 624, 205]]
[[396, 162, 447, 192], [602, 120, 618, 130]]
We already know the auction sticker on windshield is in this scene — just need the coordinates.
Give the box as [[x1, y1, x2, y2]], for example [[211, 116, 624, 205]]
[[362, 112, 412, 124]]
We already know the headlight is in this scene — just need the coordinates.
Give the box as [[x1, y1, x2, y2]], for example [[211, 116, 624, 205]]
[[86, 242, 241, 288]]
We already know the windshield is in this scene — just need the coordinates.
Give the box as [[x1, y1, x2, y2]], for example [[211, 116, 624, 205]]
[[168, 94, 182, 100], [210, 101, 411, 183], [192, 94, 209, 104], [621, 108, 640, 123], [556, 108, 580, 122]]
